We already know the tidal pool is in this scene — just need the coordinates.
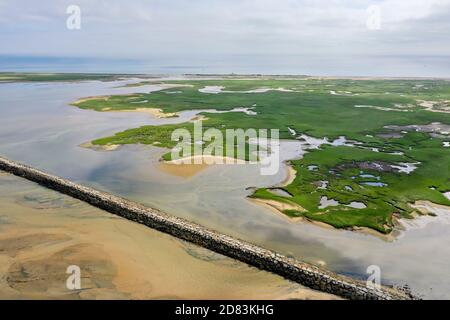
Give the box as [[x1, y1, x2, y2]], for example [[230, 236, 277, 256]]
[[318, 197, 367, 210], [267, 188, 292, 198], [1, 79, 450, 299]]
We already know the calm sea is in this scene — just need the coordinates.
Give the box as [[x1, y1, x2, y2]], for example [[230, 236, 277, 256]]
[[1, 54, 449, 77]]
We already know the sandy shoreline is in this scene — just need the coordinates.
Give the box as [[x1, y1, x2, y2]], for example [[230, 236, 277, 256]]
[[158, 162, 209, 178], [276, 162, 297, 187], [249, 161, 450, 241], [249, 198, 306, 215], [250, 195, 407, 242], [0, 173, 339, 300], [113, 107, 178, 118], [79, 142, 121, 151], [166, 155, 248, 165], [159, 155, 248, 178], [72, 92, 179, 119]]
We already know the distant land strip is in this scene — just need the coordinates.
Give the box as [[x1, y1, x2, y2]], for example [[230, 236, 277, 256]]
[[0, 155, 414, 300]]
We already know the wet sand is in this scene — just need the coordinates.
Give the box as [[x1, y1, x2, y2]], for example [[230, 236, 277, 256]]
[[73, 96, 179, 119], [158, 162, 210, 178], [114, 107, 178, 118], [249, 198, 306, 214], [0, 173, 338, 300], [277, 164, 297, 187], [159, 155, 248, 178], [79, 142, 121, 152]]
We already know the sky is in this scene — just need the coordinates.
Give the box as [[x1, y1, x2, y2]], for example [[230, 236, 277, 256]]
[[1, 0, 450, 76]]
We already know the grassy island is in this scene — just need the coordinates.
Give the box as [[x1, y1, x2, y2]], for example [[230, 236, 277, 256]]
[[72, 78, 450, 234]]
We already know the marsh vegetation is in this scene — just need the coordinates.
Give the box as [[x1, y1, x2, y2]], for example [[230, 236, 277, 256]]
[[72, 78, 450, 234]]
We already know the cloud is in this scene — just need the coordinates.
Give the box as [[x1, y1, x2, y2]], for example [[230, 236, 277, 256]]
[[0, 0, 449, 75]]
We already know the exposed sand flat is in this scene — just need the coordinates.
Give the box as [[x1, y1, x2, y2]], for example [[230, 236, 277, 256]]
[[0, 76, 20, 81], [417, 100, 450, 114], [116, 107, 178, 118], [393, 103, 416, 110], [72, 94, 179, 119], [249, 198, 306, 214], [350, 226, 397, 242], [412, 200, 450, 214], [354, 105, 411, 112], [277, 164, 297, 187], [159, 155, 248, 178], [72, 95, 113, 105], [79, 142, 121, 151], [398, 201, 450, 235], [248, 198, 341, 235], [0, 173, 339, 300], [79, 104, 178, 118], [166, 155, 247, 166], [190, 115, 209, 122], [158, 162, 209, 178]]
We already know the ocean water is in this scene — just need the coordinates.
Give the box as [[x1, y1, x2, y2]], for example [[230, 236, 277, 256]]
[[1, 54, 450, 77]]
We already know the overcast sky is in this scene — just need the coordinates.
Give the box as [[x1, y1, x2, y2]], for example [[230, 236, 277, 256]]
[[1, 0, 449, 75]]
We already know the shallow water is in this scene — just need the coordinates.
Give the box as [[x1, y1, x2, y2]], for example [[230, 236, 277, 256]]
[[384, 123, 450, 136], [319, 197, 340, 209], [318, 197, 367, 210], [198, 86, 295, 94], [360, 182, 388, 187], [1, 79, 450, 299], [268, 188, 292, 198], [0, 173, 333, 299]]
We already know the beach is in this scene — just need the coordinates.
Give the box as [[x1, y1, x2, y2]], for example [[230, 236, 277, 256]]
[[0, 173, 338, 300]]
